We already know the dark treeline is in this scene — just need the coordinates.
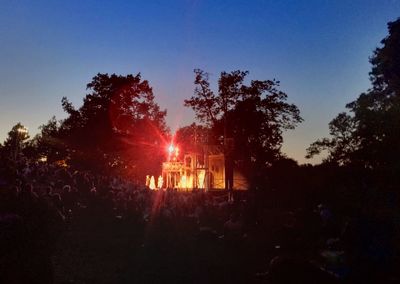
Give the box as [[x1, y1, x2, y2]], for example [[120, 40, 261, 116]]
[[0, 17, 399, 284]]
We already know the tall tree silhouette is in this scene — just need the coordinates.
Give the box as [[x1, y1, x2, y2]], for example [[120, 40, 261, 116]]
[[0, 123, 30, 162], [0, 123, 30, 180], [185, 69, 302, 187], [307, 18, 400, 179], [58, 73, 168, 178]]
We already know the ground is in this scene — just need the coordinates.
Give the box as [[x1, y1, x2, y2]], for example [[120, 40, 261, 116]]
[[53, 213, 270, 284]]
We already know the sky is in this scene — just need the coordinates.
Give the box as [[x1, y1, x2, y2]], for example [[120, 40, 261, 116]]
[[0, 0, 399, 164]]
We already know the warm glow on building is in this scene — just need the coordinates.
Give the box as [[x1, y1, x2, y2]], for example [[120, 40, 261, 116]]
[[158, 144, 249, 191]]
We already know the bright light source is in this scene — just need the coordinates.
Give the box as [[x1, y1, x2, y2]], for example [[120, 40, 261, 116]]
[[17, 127, 28, 133], [168, 144, 174, 153]]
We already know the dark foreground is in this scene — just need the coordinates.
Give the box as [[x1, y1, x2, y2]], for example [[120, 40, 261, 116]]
[[53, 209, 266, 284], [1, 165, 399, 283], [50, 200, 398, 284]]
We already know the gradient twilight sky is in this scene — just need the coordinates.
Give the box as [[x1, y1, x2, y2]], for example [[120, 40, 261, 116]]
[[0, 1, 399, 164]]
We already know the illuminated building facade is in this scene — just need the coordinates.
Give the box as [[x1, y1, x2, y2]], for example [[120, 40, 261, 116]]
[[161, 145, 248, 191]]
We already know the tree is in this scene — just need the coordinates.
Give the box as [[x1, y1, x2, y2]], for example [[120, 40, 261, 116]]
[[307, 18, 400, 178], [369, 18, 400, 96], [0, 123, 30, 180], [28, 116, 66, 163], [306, 112, 358, 165], [57, 73, 169, 179], [185, 69, 302, 187], [0, 123, 30, 161], [174, 123, 211, 154]]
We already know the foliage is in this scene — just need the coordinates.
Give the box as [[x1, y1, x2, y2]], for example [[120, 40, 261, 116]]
[[184, 69, 302, 185], [369, 18, 400, 95], [0, 123, 30, 179], [0, 123, 30, 159], [306, 112, 358, 164], [307, 18, 400, 177], [29, 116, 66, 163], [56, 73, 168, 178], [174, 123, 211, 154]]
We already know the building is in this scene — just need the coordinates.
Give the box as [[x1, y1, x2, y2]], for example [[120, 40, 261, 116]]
[[161, 145, 248, 191]]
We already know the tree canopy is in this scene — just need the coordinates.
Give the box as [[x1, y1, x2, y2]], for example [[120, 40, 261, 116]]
[[307, 18, 400, 178], [184, 69, 302, 185], [47, 73, 168, 178], [0, 123, 30, 160], [174, 123, 210, 154], [0, 123, 30, 180]]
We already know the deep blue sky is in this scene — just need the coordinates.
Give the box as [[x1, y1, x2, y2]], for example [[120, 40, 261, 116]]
[[1, 0, 399, 163]]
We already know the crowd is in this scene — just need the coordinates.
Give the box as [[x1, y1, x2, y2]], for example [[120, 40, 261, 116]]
[[0, 161, 398, 283], [0, 162, 250, 283]]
